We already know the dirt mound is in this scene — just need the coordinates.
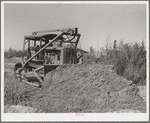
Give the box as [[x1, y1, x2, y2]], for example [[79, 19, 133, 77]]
[[5, 57, 22, 64], [32, 64, 146, 113], [10, 57, 22, 63]]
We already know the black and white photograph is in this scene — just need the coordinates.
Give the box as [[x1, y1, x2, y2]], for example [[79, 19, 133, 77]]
[[1, 1, 149, 122]]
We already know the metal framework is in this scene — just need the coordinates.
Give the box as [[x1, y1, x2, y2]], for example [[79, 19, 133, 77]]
[[15, 28, 86, 87]]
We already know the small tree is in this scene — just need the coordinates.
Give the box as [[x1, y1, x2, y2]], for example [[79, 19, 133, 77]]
[[113, 40, 117, 50], [105, 35, 112, 52], [8, 47, 15, 58], [89, 46, 95, 57], [118, 39, 124, 50]]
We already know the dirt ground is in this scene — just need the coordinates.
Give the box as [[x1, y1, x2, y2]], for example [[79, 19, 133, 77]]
[[4, 57, 147, 113]]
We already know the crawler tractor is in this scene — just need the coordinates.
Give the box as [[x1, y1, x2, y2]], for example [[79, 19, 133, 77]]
[[14, 28, 87, 87]]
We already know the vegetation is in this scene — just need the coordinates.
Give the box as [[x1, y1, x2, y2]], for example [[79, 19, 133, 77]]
[[84, 40, 146, 85], [4, 70, 41, 107], [4, 48, 27, 59]]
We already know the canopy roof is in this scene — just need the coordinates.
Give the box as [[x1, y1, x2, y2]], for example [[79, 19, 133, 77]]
[[25, 33, 58, 40], [24, 31, 76, 41]]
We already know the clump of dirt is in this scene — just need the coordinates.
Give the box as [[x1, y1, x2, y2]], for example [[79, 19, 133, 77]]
[[32, 64, 146, 113], [4, 105, 44, 113]]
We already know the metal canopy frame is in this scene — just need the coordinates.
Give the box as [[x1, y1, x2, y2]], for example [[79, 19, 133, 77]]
[[22, 28, 81, 68]]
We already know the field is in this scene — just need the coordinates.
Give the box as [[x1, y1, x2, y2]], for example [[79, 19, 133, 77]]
[[4, 57, 146, 113]]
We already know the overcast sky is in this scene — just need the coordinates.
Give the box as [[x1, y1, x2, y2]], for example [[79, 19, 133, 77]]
[[4, 2, 147, 51]]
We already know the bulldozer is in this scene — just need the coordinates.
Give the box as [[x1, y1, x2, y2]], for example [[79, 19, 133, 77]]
[[14, 28, 87, 87]]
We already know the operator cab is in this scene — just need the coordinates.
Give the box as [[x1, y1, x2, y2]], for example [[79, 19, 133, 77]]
[[14, 28, 88, 87], [23, 34, 57, 62], [22, 28, 84, 71]]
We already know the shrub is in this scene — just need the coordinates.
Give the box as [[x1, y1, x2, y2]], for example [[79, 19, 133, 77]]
[[4, 75, 23, 105], [83, 46, 96, 64], [94, 41, 146, 85], [83, 53, 96, 64], [115, 42, 146, 85]]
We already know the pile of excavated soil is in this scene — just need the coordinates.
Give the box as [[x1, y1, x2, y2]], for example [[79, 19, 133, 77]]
[[32, 64, 146, 113], [5, 57, 22, 64]]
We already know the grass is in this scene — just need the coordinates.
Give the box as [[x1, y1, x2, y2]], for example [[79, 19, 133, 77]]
[[4, 61, 41, 107], [4, 72, 25, 106]]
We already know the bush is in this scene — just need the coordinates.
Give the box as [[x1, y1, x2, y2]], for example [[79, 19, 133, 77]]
[[83, 46, 97, 64], [93, 41, 146, 85], [115, 42, 146, 85], [83, 53, 96, 64]]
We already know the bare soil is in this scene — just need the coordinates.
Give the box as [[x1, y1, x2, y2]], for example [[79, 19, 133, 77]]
[[4, 57, 146, 113]]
